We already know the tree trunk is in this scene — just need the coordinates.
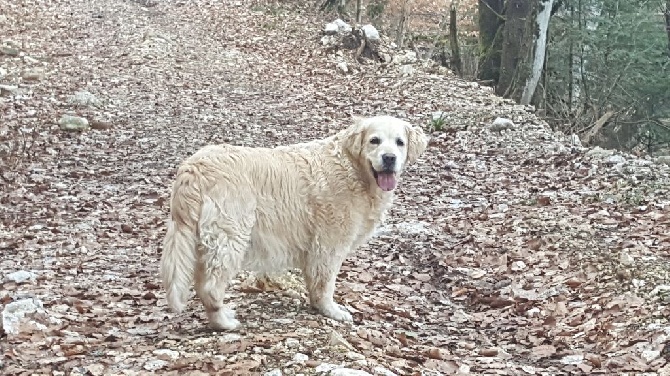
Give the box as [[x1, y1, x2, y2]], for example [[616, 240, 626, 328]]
[[396, 0, 411, 48], [477, 0, 504, 82], [356, 0, 362, 23], [449, 4, 463, 76], [520, 0, 554, 105], [496, 0, 532, 99]]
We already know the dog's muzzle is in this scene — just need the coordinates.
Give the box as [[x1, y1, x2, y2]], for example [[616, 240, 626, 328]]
[[372, 153, 398, 192]]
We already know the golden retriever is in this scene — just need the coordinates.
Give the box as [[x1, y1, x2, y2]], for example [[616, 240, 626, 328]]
[[160, 115, 428, 330]]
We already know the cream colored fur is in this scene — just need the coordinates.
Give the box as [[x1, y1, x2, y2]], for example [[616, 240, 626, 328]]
[[160, 115, 428, 330]]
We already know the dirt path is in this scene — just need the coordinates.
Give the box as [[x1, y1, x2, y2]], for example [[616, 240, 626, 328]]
[[2, 0, 670, 375]]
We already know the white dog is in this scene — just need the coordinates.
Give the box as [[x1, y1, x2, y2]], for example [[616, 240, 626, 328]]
[[160, 115, 428, 330]]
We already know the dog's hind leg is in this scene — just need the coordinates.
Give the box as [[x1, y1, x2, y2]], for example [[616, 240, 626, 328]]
[[195, 196, 254, 330], [304, 254, 353, 322]]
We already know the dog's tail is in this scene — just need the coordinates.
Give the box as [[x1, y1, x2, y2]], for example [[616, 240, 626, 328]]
[[160, 165, 202, 313]]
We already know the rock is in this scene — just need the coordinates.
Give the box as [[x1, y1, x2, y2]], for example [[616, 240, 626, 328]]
[[399, 65, 415, 76], [316, 363, 342, 373], [489, 117, 515, 132], [58, 115, 90, 132], [585, 146, 614, 159], [619, 251, 634, 266], [330, 369, 373, 376], [324, 19, 352, 35], [84, 364, 106, 376], [292, 353, 309, 363], [511, 260, 526, 271], [68, 90, 103, 108], [324, 22, 339, 35], [23, 55, 40, 64], [264, 370, 283, 376], [0, 84, 19, 97], [0, 66, 6, 79], [4, 270, 37, 283], [1, 298, 47, 335], [329, 329, 356, 350], [333, 19, 352, 34], [392, 51, 417, 65], [153, 349, 180, 360], [570, 134, 582, 148], [22, 67, 45, 81], [641, 350, 660, 363], [143, 359, 168, 371], [560, 354, 584, 365], [0, 45, 20, 56], [655, 155, 670, 166], [285, 338, 300, 348], [605, 155, 626, 165], [361, 24, 380, 41], [373, 367, 397, 376], [337, 62, 349, 74]]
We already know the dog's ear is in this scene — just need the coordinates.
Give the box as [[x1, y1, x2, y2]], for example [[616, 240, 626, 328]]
[[340, 117, 367, 159], [406, 125, 429, 164]]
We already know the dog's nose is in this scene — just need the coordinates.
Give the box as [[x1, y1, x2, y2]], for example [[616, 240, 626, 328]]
[[382, 153, 396, 168]]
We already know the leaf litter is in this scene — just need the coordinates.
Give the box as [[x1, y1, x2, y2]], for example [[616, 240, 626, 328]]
[[1, 0, 670, 375]]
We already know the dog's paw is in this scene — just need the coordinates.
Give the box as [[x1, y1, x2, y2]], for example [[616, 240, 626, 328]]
[[208, 308, 241, 330], [320, 303, 353, 322]]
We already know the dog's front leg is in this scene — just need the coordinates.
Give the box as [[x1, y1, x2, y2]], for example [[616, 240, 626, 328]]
[[303, 256, 353, 322]]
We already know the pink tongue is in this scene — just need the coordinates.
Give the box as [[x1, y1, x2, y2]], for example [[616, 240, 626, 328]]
[[376, 173, 397, 191]]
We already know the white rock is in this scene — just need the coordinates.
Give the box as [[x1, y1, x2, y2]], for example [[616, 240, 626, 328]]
[[619, 251, 634, 266], [432, 111, 447, 120], [606, 155, 626, 165], [511, 260, 527, 271], [392, 51, 417, 65], [1, 298, 46, 335], [560, 354, 584, 365], [361, 24, 380, 41], [0, 66, 6, 79], [152, 349, 180, 360], [68, 90, 103, 108], [373, 367, 397, 376], [292, 352, 309, 363], [650, 285, 670, 296], [585, 146, 614, 159], [346, 351, 365, 360], [337, 62, 348, 74], [641, 350, 660, 363], [22, 67, 44, 81], [490, 117, 515, 132], [0, 84, 18, 96], [324, 22, 339, 35], [333, 19, 352, 33], [655, 156, 670, 166], [399, 65, 414, 76], [4, 270, 37, 283], [570, 134, 582, 147], [330, 369, 373, 376], [58, 115, 89, 132], [285, 338, 300, 348], [143, 359, 168, 371], [264, 370, 283, 376], [315, 363, 342, 373]]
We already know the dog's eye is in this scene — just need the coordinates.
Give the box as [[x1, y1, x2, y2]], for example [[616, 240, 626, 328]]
[[370, 137, 381, 145], [396, 138, 405, 147]]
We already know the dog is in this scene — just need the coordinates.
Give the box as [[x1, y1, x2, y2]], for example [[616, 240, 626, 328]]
[[160, 115, 428, 330]]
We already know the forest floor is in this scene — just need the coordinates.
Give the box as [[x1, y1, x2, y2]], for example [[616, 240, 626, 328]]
[[2, 0, 670, 375]]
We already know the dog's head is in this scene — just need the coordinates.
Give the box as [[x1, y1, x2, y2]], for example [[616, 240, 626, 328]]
[[340, 115, 429, 192]]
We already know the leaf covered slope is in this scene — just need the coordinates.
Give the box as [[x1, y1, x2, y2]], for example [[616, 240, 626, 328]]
[[1, 0, 670, 375]]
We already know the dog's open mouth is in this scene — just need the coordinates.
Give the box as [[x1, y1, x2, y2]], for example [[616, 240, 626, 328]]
[[371, 167, 398, 192]]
